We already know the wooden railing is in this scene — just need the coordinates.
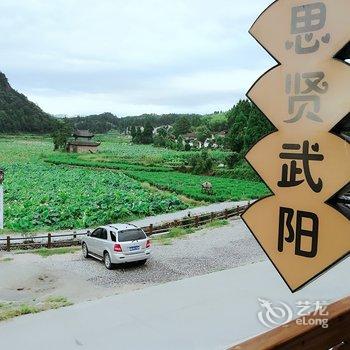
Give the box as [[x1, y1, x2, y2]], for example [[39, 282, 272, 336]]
[[0, 204, 248, 251], [229, 296, 350, 350]]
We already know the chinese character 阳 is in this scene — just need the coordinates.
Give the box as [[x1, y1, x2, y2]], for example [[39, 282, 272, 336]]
[[278, 207, 319, 258]]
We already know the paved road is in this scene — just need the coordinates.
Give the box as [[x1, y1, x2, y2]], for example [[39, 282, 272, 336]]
[[0, 200, 251, 241], [0, 259, 349, 350], [131, 200, 250, 227]]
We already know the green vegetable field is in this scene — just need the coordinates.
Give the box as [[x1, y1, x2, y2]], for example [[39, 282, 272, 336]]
[[0, 133, 268, 233], [125, 170, 268, 202], [0, 136, 187, 232]]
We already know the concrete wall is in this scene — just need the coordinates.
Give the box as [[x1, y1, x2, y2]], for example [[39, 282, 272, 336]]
[[67, 145, 99, 153]]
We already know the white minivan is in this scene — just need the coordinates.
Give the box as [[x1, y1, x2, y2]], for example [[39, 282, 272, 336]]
[[81, 224, 151, 269]]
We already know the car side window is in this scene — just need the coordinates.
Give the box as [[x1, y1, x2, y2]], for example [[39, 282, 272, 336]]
[[91, 228, 101, 238], [100, 229, 107, 240], [110, 231, 116, 242]]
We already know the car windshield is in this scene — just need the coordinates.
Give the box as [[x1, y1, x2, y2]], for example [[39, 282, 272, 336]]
[[118, 229, 146, 242]]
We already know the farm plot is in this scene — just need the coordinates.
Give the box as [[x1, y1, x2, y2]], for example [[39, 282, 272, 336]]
[[3, 164, 187, 232], [125, 170, 269, 202], [92, 133, 229, 167], [0, 136, 188, 233]]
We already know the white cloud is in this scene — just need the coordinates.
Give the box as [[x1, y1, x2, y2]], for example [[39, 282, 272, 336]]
[[0, 0, 273, 115]]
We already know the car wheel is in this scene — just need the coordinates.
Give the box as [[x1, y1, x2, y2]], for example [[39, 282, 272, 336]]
[[82, 243, 89, 258], [104, 252, 113, 270]]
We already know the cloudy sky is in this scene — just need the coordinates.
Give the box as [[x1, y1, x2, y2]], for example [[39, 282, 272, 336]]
[[0, 0, 274, 116]]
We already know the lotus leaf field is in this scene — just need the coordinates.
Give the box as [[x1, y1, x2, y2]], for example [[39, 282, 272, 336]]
[[0, 134, 269, 233]]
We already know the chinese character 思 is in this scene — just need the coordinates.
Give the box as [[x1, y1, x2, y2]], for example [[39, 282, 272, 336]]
[[285, 2, 330, 54], [285, 72, 328, 123], [278, 141, 324, 193], [278, 208, 319, 258]]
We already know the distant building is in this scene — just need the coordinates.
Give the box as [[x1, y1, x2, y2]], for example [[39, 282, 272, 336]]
[[67, 130, 101, 153]]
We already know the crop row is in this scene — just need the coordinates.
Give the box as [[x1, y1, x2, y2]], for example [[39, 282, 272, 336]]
[[124, 170, 270, 203], [3, 164, 188, 232]]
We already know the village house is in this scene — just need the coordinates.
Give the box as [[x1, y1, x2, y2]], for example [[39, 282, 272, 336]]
[[66, 130, 101, 153], [182, 131, 227, 149]]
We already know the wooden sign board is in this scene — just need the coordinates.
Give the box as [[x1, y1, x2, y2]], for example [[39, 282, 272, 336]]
[[243, 0, 350, 292]]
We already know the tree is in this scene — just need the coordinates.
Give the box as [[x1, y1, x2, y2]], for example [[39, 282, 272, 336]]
[[140, 121, 154, 144], [51, 120, 72, 150], [225, 111, 247, 153], [173, 116, 191, 137], [196, 125, 211, 144], [226, 152, 240, 168], [189, 151, 214, 175]]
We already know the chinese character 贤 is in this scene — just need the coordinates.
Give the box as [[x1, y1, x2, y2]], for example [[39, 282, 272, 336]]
[[285, 72, 328, 123]]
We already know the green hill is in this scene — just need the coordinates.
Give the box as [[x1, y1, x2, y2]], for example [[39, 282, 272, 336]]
[[0, 72, 56, 133], [67, 112, 119, 133]]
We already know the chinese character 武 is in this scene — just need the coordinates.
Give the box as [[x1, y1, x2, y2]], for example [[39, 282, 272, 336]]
[[278, 141, 324, 193]]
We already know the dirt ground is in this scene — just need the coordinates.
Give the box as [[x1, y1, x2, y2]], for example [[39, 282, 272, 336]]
[[0, 219, 265, 309]]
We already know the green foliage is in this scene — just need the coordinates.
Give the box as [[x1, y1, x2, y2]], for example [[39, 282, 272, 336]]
[[66, 112, 119, 133], [0, 297, 73, 322], [0, 304, 40, 321], [173, 116, 191, 137], [125, 170, 269, 202], [0, 257, 13, 262], [195, 125, 212, 143], [225, 99, 274, 160], [3, 164, 187, 232], [168, 227, 194, 238], [0, 72, 57, 134], [226, 152, 240, 168], [0, 133, 267, 233], [189, 151, 214, 175], [215, 161, 260, 181], [25, 247, 80, 257], [45, 153, 172, 172], [202, 112, 228, 132], [51, 120, 72, 150], [204, 219, 229, 229], [131, 121, 154, 144]]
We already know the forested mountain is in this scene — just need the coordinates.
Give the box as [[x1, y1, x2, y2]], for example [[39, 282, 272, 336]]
[[66, 113, 119, 133], [65, 112, 205, 134], [0, 72, 57, 133], [117, 113, 203, 132]]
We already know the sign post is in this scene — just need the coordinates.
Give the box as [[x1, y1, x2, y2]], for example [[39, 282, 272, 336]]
[[243, 0, 350, 292], [0, 169, 3, 230]]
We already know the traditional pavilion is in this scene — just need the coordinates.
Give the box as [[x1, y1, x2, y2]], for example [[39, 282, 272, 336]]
[[66, 130, 101, 153]]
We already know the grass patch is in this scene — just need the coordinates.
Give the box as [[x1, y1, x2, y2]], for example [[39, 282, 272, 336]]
[[0, 296, 73, 322], [17, 247, 80, 258], [167, 227, 195, 238], [154, 227, 195, 245], [203, 219, 229, 229], [45, 296, 73, 309], [0, 304, 40, 321], [154, 235, 173, 246], [0, 257, 13, 262]]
